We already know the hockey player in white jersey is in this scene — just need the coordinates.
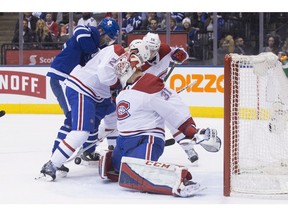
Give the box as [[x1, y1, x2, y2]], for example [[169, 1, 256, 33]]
[[141, 32, 200, 163], [38, 39, 150, 181], [98, 39, 221, 197], [98, 33, 199, 163]]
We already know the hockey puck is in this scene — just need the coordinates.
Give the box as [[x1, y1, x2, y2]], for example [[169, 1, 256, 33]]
[[165, 138, 176, 146], [0, 110, 6, 117], [74, 157, 82, 165]]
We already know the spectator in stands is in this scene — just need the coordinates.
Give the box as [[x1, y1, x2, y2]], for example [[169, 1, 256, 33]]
[[170, 17, 183, 31], [217, 34, 235, 65], [14, 12, 39, 33], [12, 18, 35, 49], [45, 12, 59, 42], [171, 12, 185, 24], [280, 37, 288, 56], [234, 37, 247, 55], [59, 20, 76, 43], [77, 12, 97, 26], [263, 35, 280, 55], [182, 17, 191, 31], [122, 12, 142, 34], [141, 12, 161, 30], [34, 19, 53, 49], [105, 12, 118, 22], [147, 18, 162, 31]]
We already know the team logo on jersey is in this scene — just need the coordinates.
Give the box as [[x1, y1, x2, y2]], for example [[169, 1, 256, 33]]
[[117, 100, 130, 120]]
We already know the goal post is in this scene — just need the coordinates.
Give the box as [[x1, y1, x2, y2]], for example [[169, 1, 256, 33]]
[[224, 52, 288, 197]]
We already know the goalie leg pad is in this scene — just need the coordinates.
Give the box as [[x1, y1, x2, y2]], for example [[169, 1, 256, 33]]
[[98, 149, 118, 181], [118, 157, 204, 197]]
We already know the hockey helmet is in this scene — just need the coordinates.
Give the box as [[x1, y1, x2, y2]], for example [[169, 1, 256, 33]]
[[98, 18, 120, 43], [128, 39, 151, 64], [143, 32, 161, 60]]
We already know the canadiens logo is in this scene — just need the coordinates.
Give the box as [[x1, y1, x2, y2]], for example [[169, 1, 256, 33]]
[[117, 100, 130, 120]]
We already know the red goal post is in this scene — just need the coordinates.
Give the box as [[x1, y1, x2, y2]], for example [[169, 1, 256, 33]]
[[224, 52, 288, 197]]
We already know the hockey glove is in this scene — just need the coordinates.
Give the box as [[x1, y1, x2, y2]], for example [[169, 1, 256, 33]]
[[171, 48, 188, 64]]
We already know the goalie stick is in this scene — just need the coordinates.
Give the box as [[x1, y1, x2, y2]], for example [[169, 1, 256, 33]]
[[164, 81, 197, 147]]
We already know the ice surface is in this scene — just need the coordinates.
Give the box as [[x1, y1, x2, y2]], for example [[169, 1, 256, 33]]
[[0, 114, 287, 215]]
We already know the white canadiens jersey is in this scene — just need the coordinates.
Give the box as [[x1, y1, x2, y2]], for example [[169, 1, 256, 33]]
[[141, 43, 174, 79], [116, 73, 191, 139], [65, 45, 124, 102]]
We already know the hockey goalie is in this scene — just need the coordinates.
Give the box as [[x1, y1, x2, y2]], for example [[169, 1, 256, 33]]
[[98, 39, 221, 197]]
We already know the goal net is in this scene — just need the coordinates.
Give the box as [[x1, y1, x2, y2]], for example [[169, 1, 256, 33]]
[[224, 52, 288, 197]]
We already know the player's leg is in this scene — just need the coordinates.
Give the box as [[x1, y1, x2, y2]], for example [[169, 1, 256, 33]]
[[50, 78, 72, 174], [112, 135, 165, 173], [40, 89, 95, 180], [99, 135, 165, 181], [50, 78, 71, 153], [118, 157, 204, 197], [79, 98, 117, 164]]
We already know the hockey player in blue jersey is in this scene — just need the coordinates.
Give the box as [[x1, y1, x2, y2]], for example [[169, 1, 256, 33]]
[[46, 17, 120, 174]]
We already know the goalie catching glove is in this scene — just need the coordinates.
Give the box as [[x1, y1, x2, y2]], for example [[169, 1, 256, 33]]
[[179, 128, 221, 153], [171, 47, 189, 64]]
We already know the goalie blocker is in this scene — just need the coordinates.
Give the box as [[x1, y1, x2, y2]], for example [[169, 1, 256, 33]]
[[99, 152, 204, 197]]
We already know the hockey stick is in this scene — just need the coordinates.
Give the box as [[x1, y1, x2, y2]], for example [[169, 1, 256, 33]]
[[65, 129, 117, 163], [0, 110, 6, 118], [176, 81, 196, 94], [164, 62, 176, 82], [164, 81, 197, 147]]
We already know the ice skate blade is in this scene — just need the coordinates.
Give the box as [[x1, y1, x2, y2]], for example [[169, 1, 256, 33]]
[[34, 173, 55, 182]]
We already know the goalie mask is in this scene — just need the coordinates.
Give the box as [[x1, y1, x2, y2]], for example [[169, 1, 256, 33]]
[[143, 32, 161, 60], [114, 39, 150, 87], [128, 39, 151, 64]]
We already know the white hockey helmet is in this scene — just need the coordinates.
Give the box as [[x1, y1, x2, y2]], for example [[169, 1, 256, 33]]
[[128, 39, 151, 64], [143, 32, 161, 60]]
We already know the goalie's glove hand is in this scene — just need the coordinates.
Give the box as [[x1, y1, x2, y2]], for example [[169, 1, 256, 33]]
[[171, 48, 188, 64]]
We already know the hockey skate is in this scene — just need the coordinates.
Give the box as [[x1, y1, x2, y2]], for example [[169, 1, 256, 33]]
[[37, 160, 57, 181], [56, 164, 69, 178], [74, 151, 100, 166], [173, 180, 206, 197]]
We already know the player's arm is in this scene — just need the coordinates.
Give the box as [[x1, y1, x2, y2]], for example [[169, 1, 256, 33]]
[[152, 88, 221, 152], [73, 25, 100, 54]]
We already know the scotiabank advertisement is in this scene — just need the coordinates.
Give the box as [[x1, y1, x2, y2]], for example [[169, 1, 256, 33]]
[[0, 66, 224, 116], [5, 50, 60, 65]]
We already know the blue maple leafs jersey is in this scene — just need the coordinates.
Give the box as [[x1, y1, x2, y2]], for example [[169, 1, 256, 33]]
[[47, 25, 101, 81]]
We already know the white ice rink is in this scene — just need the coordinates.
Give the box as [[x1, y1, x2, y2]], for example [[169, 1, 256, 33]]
[[0, 114, 287, 215]]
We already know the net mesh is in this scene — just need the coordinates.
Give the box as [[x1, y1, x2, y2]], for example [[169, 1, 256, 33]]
[[229, 52, 288, 195]]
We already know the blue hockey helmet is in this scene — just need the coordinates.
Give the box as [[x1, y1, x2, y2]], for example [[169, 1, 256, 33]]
[[98, 18, 120, 41]]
